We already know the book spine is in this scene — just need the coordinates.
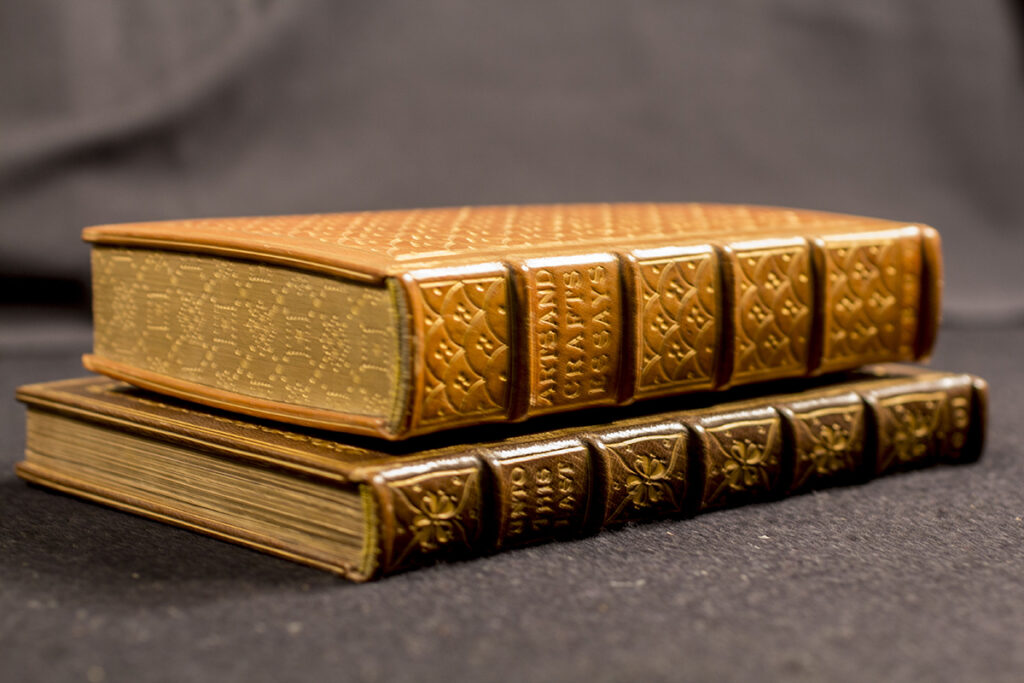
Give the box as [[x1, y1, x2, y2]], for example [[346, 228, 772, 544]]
[[398, 225, 938, 437], [776, 389, 869, 495], [861, 373, 986, 476], [810, 226, 931, 374], [511, 253, 625, 418], [368, 372, 984, 579], [368, 454, 488, 577], [687, 403, 788, 512], [399, 263, 515, 434], [478, 438, 593, 549], [586, 420, 690, 528]]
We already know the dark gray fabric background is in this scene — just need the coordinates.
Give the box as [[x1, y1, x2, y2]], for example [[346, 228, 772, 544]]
[[1, 1, 1022, 681]]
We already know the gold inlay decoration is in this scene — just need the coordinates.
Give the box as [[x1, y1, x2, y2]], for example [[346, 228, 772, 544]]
[[92, 247, 401, 419]]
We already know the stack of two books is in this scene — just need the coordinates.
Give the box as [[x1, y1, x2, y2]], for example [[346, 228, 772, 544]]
[[17, 204, 987, 581]]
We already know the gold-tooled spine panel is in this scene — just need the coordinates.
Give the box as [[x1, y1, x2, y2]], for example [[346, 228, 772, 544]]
[[933, 375, 978, 464], [402, 265, 514, 435], [861, 374, 976, 477], [689, 405, 786, 512], [625, 245, 722, 399], [368, 224, 936, 438], [719, 238, 814, 387], [513, 253, 624, 418], [811, 227, 924, 374], [371, 456, 486, 576], [479, 440, 593, 550], [776, 391, 868, 495], [588, 422, 689, 528]]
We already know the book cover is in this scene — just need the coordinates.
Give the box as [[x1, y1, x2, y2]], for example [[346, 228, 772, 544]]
[[82, 203, 942, 439], [16, 366, 984, 581]]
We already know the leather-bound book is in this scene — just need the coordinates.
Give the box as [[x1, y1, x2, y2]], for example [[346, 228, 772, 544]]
[[16, 367, 985, 581], [82, 203, 942, 439]]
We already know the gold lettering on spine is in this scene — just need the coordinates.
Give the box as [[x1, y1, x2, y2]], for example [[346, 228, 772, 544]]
[[508, 466, 530, 537], [525, 256, 622, 415], [491, 445, 590, 548]]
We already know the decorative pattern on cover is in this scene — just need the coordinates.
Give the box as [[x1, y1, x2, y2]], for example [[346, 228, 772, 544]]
[[91, 247, 400, 418], [589, 422, 690, 526], [863, 374, 978, 476], [628, 245, 720, 397], [778, 391, 867, 494], [814, 228, 923, 372], [726, 239, 813, 385], [403, 266, 512, 432], [15, 368, 987, 581], [371, 458, 486, 574], [82, 203, 943, 439], [691, 406, 786, 511], [83, 203, 892, 272]]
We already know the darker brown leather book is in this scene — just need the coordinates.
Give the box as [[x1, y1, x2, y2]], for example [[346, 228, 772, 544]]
[[16, 366, 985, 581], [81, 203, 942, 439]]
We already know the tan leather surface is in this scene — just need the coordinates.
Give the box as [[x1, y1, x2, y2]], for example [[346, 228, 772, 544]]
[[481, 439, 593, 550], [400, 218, 939, 436], [400, 264, 511, 432], [82, 203, 906, 276], [369, 455, 486, 576], [862, 373, 981, 476], [777, 390, 867, 495], [587, 421, 690, 528], [84, 203, 943, 439], [690, 403, 786, 512], [514, 253, 624, 418]]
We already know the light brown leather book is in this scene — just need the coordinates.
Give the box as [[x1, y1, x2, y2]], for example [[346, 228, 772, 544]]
[[82, 203, 942, 439], [16, 367, 985, 581]]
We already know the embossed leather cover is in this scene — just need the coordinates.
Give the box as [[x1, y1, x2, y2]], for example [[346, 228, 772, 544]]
[[82, 203, 943, 439], [16, 366, 984, 581]]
